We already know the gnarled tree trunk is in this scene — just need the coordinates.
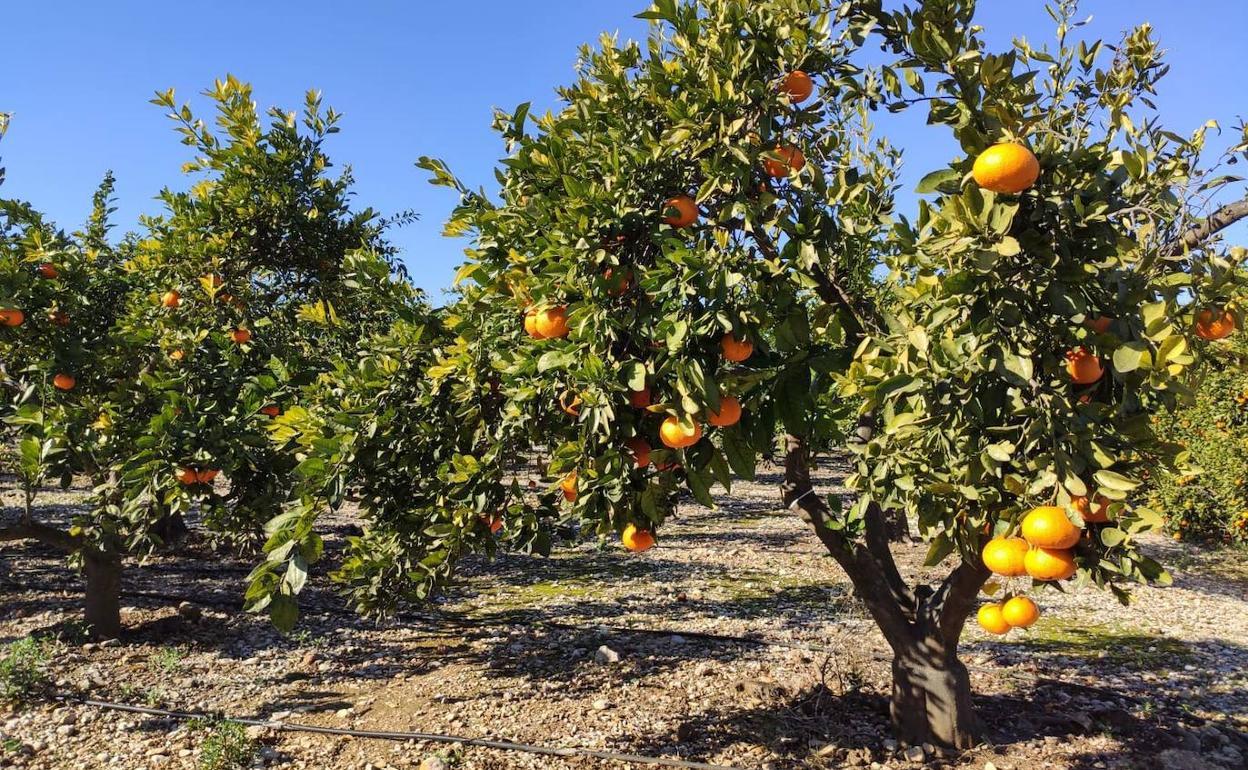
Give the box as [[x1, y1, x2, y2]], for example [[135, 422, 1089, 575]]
[[781, 432, 989, 749]]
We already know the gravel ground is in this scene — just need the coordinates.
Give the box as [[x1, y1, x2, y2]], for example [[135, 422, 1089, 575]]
[[2, 462, 1246, 770]]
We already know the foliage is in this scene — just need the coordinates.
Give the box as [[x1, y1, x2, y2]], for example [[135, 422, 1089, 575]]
[[1148, 326, 1248, 543], [0, 637, 50, 704]]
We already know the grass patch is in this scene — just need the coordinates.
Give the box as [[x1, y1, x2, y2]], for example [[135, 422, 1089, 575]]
[[0, 637, 51, 704], [1018, 619, 1194, 670], [194, 719, 256, 770]]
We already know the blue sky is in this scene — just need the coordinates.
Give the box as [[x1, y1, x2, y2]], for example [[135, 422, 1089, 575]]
[[3, 1, 1245, 298]]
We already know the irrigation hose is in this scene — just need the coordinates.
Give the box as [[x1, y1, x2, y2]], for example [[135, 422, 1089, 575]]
[[74, 698, 752, 770]]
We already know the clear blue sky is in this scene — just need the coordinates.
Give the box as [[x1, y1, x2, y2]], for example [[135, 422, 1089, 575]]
[[3, 1, 1245, 299]]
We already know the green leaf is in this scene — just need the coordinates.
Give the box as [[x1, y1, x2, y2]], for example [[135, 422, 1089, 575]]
[[1093, 470, 1140, 492], [1112, 342, 1151, 374], [915, 168, 960, 194]]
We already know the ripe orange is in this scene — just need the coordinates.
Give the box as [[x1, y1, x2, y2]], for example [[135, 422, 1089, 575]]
[[721, 334, 753, 362], [1194, 307, 1236, 341], [1001, 596, 1040, 628], [523, 307, 545, 339], [977, 603, 1011, 635], [481, 514, 504, 534], [972, 143, 1040, 194], [52, 373, 76, 391], [625, 437, 651, 468], [175, 467, 199, 486], [659, 416, 703, 449], [663, 195, 699, 227], [981, 536, 1029, 577], [560, 391, 582, 417], [1065, 347, 1103, 385], [622, 524, 656, 553], [162, 290, 181, 309], [706, 395, 742, 427], [230, 328, 252, 344], [629, 387, 652, 408], [169, 349, 186, 362], [1024, 546, 1077, 581], [535, 306, 570, 339], [1073, 494, 1111, 524], [780, 70, 814, 103], [560, 471, 578, 502], [260, 405, 281, 417], [1021, 506, 1081, 548], [763, 145, 805, 178], [0, 309, 25, 327], [47, 310, 70, 327], [36, 263, 59, 279], [196, 469, 220, 484], [1086, 316, 1113, 334]]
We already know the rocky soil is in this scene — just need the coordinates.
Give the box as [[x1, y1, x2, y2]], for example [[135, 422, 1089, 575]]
[[2, 464, 1246, 770]]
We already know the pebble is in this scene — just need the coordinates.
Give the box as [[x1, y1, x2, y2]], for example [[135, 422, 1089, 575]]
[[594, 645, 621, 664]]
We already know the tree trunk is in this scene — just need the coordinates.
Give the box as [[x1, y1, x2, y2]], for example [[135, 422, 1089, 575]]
[[151, 512, 189, 550], [889, 634, 979, 749], [780, 432, 989, 749], [83, 550, 122, 639]]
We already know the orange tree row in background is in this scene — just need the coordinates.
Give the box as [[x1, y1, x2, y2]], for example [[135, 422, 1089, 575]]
[[0, 81, 420, 637]]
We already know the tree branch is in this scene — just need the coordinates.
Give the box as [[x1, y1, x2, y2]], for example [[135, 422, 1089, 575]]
[[929, 559, 991, 647], [1164, 197, 1248, 257], [0, 520, 81, 552]]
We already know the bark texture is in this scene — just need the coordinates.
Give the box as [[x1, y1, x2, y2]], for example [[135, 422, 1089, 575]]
[[83, 549, 123, 639]]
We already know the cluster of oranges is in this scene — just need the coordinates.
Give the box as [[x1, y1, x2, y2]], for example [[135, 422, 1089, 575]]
[[977, 504, 1098, 635], [512, 71, 821, 552]]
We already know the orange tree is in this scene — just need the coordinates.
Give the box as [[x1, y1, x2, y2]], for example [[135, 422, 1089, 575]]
[[1, 80, 411, 637], [246, 0, 1248, 749]]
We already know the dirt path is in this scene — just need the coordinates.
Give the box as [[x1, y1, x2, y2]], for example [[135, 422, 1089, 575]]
[[2, 465, 1246, 770]]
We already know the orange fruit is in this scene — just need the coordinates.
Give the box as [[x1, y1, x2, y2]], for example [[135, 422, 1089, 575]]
[[0, 309, 25, 327], [36, 263, 59, 279], [977, 604, 1011, 635], [1001, 596, 1040, 628], [175, 467, 199, 486], [625, 437, 651, 468], [763, 145, 805, 178], [1024, 547, 1077, 581], [780, 70, 814, 103], [622, 524, 656, 553], [1073, 494, 1111, 524], [1194, 307, 1236, 341], [663, 195, 698, 227], [535, 307, 570, 339], [721, 334, 753, 362], [523, 308, 545, 339], [230, 328, 252, 344], [560, 471, 578, 502], [659, 416, 703, 449], [196, 469, 219, 484], [260, 405, 281, 417], [169, 349, 186, 362], [981, 536, 1029, 577], [972, 143, 1040, 193], [1065, 347, 1103, 385], [604, 268, 632, 296], [706, 395, 742, 427], [560, 391, 582, 417], [628, 387, 652, 409], [481, 514, 504, 534], [1086, 316, 1113, 334], [161, 290, 181, 309], [1021, 506, 1081, 548], [47, 310, 70, 327], [52, 373, 76, 391]]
